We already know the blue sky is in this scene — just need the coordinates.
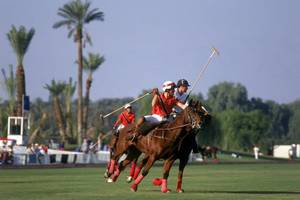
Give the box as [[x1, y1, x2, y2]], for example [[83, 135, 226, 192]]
[[1, 0, 300, 104]]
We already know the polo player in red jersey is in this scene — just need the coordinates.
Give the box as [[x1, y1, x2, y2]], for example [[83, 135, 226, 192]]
[[128, 80, 187, 141], [113, 103, 135, 132]]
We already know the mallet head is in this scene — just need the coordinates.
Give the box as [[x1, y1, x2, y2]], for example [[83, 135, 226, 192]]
[[99, 114, 104, 122], [212, 47, 220, 56]]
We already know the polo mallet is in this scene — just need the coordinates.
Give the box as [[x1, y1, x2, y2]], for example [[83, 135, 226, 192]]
[[99, 92, 151, 121], [186, 47, 219, 101]]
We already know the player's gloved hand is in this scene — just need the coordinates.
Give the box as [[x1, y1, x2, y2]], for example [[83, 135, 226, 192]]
[[152, 88, 159, 96]]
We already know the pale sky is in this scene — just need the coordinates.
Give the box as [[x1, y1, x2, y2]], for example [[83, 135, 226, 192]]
[[1, 0, 300, 104]]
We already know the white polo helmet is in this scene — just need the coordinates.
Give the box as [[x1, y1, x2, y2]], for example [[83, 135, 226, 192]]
[[124, 103, 132, 109], [162, 81, 176, 92]]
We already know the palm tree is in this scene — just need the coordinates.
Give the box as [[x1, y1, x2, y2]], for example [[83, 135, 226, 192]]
[[44, 80, 67, 143], [7, 25, 35, 116], [63, 77, 76, 141], [53, 0, 104, 144], [82, 52, 105, 133], [1, 64, 16, 115], [28, 112, 47, 144]]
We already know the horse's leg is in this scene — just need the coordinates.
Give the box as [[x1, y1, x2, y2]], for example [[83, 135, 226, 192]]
[[213, 149, 219, 163], [111, 150, 141, 183], [133, 154, 149, 180], [110, 156, 132, 182], [104, 150, 113, 178], [131, 155, 155, 192], [160, 159, 176, 193], [127, 158, 137, 183], [106, 153, 124, 183], [176, 156, 189, 193], [106, 134, 119, 178]]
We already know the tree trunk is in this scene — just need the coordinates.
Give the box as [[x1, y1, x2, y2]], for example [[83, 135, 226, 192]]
[[28, 113, 47, 144], [53, 96, 67, 143], [76, 29, 83, 145], [16, 64, 26, 116], [65, 100, 74, 140], [83, 76, 92, 134]]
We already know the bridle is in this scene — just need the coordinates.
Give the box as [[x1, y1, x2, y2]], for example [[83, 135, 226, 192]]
[[148, 106, 201, 141]]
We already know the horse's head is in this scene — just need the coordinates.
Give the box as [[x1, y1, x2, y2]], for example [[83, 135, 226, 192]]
[[186, 99, 211, 129], [181, 99, 203, 130]]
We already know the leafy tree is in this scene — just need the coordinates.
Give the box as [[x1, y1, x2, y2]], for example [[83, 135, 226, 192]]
[[7, 25, 35, 116], [53, 0, 104, 144], [82, 52, 105, 134], [265, 101, 290, 139], [207, 82, 249, 112], [217, 110, 270, 151], [287, 100, 300, 140], [136, 90, 152, 119]]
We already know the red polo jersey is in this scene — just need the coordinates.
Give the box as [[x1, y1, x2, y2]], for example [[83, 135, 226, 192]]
[[152, 93, 178, 117], [114, 111, 135, 127]]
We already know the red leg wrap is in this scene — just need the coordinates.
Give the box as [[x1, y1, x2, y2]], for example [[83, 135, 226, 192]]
[[130, 162, 136, 177], [133, 167, 141, 180], [109, 160, 115, 174]]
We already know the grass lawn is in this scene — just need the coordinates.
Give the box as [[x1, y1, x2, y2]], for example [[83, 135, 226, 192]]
[[0, 163, 300, 200]]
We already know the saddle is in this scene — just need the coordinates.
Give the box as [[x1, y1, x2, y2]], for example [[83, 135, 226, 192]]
[[136, 122, 161, 136]]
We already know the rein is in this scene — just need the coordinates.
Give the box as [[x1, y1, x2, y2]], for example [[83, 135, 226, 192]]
[[147, 110, 197, 142]]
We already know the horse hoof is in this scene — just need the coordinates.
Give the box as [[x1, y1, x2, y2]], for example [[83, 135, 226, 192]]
[[130, 184, 138, 192], [152, 178, 162, 186], [126, 176, 133, 183], [104, 171, 109, 178], [161, 188, 171, 193], [106, 178, 113, 183], [177, 189, 184, 193]]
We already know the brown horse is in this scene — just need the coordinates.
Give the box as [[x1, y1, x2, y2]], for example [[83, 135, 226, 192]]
[[107, 100, 209, 192], [199, 145, 219, 162]]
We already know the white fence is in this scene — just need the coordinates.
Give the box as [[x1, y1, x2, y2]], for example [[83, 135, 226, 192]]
[[12, 149, 110, 165]]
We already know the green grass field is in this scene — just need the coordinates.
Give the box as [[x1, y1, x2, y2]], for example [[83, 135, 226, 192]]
[[0, 163, 300, 200]]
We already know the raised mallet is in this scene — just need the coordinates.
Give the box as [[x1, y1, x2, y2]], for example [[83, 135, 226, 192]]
[[99, 92, 151, 120], [186, 47, 219, 100]]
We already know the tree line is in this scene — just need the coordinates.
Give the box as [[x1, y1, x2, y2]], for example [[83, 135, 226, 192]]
[[1, 0, 300, 152], [1, 80, 300, 152]]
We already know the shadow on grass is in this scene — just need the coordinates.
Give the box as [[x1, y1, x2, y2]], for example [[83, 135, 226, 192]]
[[185, 190, 300, 195], [143, 189, 300, 195]]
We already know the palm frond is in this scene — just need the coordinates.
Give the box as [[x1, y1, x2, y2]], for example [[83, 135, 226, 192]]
[[84, 31, 92, 46], [67, 28, 76, 38], [83, 52, 105, 73], [82, 56, 89, 69], [7, 25, 35, 64], [64, 77, 77, 98], [44, 80, 66, 96], [54, 0, 104, 46], [85, 8, 104, 23], [53, 19, 74, 29]]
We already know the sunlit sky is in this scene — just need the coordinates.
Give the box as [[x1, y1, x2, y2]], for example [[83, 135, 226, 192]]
[[1, 0, 300, 104]]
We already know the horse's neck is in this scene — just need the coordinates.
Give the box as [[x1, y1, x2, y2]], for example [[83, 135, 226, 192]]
[[169, 109, 187, 125], [158, 110, 188, 139]]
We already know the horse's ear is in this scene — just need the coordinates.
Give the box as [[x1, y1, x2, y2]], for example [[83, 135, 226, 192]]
[[189, 99, 194, 106], [199, 101, 203, 107], [195, 100, 199, 108]]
